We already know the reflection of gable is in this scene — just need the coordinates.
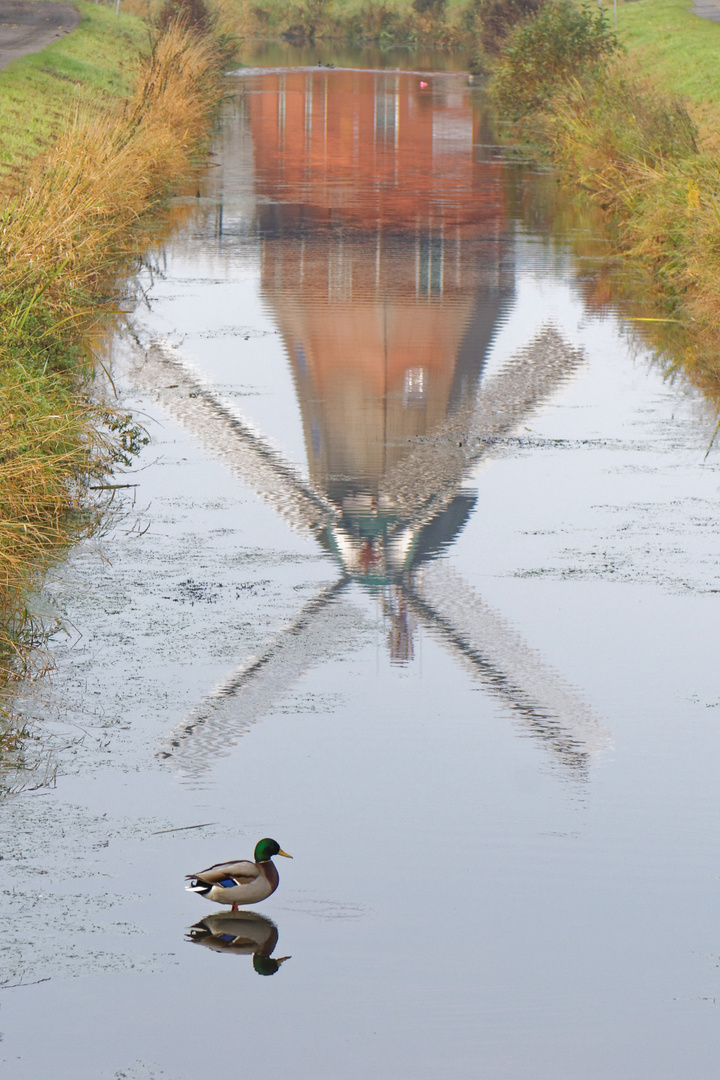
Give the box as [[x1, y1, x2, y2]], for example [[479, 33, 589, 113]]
[[259, 221, 514, 499], [276, 294, 504, 500]]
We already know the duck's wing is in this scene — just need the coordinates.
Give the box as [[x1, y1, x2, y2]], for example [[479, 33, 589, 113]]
[[187, 859, 261, 885]]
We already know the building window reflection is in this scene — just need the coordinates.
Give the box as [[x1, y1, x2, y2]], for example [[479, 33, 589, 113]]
[[403, 367, 428, 407], [417, 234, 444, 297], [375, 81, 398, 145]]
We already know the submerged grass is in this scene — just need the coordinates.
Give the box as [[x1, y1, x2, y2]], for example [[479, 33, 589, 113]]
[[0, 16, 232, 693], [217, 0, 478, 46]]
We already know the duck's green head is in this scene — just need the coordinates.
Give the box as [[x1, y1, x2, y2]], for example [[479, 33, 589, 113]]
[[253, 954, 291, 976], [255, 837, 293, 862]]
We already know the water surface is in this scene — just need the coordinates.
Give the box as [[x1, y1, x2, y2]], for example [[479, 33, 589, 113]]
[[3, 55, 720, 1080]]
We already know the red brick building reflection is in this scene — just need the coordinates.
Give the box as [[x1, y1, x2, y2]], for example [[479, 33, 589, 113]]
[[246, 69, 512, 505]]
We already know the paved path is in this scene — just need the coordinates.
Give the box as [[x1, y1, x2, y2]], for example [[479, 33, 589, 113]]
[[693, 0, 720, 21], [0, 0, 79, 72]]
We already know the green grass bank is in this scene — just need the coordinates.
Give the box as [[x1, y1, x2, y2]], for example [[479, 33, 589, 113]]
[[619, 0, 720, 118], [0, 2, 149, 179]]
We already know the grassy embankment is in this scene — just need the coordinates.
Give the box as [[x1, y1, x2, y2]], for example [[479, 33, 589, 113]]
[[0, 2, 147, 179], [620, 0, 720, 139], [483, 0, 720, 400], [0, 3, 233, 701]]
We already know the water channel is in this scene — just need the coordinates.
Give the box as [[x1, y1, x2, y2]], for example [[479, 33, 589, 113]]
[[3, 49, 720, 1079]]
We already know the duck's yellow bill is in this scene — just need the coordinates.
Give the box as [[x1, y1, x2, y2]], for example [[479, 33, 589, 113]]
[[278, 849, 293, 859]]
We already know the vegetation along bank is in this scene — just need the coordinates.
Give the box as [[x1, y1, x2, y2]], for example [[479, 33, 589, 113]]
[[479, 0, 720, 404], [0, 1, 236, 699]]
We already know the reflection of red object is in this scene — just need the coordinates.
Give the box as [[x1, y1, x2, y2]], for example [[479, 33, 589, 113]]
[[419, 80, 428, 89], [358, 539, 379, 575]]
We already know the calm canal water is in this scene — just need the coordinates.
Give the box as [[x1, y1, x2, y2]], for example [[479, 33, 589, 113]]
[[3, 52, 720, 1080]]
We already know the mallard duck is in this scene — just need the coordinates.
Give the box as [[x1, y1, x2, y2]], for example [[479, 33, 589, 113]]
[[187, 910, 291, 975], [185, 837, 292, 910]]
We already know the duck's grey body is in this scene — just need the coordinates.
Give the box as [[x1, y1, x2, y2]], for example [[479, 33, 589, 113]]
[[186, 858, 279, 906], [185, 838, 292, 909], [187, 910, 279, 954], [187, 910, 291, 974]]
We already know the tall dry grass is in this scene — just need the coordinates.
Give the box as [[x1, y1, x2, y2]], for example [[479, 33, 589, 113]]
[[0, 19, 230, 688], [1, 22, 225, 329], [526, 67, 720, 389]]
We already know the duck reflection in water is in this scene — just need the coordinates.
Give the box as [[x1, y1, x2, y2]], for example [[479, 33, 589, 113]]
[[187, 911, 291, 976], [144, 70, 611, 778]]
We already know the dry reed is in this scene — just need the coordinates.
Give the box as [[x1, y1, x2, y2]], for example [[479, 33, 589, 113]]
[[530, 66, 720, 390]]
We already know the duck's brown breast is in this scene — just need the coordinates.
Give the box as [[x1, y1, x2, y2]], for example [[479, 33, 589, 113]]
[[259, 860, 279, 896]]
